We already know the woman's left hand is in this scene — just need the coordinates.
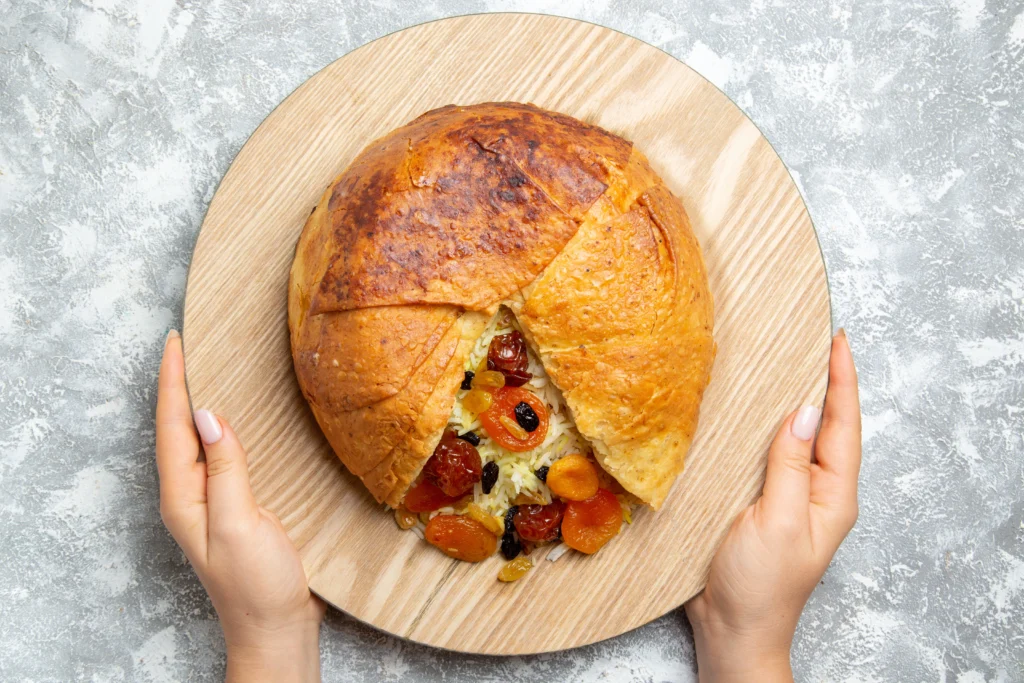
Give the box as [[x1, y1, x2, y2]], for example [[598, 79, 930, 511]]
[[156, 330, 324, 683]]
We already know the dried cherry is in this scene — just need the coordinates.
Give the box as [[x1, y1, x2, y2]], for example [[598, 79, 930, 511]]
[[487, 331, 532, 387], [422, 430, 482, 497], [513, 501, 565, 542]]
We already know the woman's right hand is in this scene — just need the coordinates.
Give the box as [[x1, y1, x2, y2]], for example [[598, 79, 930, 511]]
[[157, 330, 324, 682], [685, 330, 862, 682]]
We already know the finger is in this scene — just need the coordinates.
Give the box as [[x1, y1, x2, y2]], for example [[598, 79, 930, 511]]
[[156, 331, 202, 485], [310, 594, 328, 622], [156, 331, 207, 551], [683, 592, 707, 626], [760, 406, 820, 525], [811, 330, 862, 519], [193, 410, 260, 529]]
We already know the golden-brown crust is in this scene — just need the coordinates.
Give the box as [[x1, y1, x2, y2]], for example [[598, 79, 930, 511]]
[[289, 102, 714, 507], [308, 103, 633, 315]]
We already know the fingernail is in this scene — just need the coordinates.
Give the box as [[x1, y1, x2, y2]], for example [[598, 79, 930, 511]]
[[837, 327, 846, 339], [166, 329, 180, 344], [791, 405, 820, 441], [194, 409, 223, 445]]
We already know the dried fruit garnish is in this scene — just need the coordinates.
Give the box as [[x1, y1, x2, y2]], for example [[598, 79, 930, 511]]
[[504, 506, 519, 534], [394, 507, 417, 530], [424, 515, 497, 562], [513, 401, 539, 432], [535, 465, 549, 482], [481, 461, 499, 494], [501, 533, 522, 560], [546, 453, 599, 501], [463, 388, 493, 414], [457, 430, 481, 446], [467, 503, 503, 536], [500, 505, 522, 560], [499, 414, 529, 441], [460, 371, 475, 391], [487, 331, 532, 387], [513, 501, 565, 542], [404, 479, 460, 513], [497, 557, 533, 582], [480, 387, 548, 452], [422, 430, 482, 497], [472, 369, 506, 390], [561, 489, 623, 554]]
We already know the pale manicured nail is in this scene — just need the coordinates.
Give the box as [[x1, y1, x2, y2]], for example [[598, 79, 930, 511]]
[[791, 405, 820, 441], [166, 328, 180, 343], [194, 409, 223, 445]]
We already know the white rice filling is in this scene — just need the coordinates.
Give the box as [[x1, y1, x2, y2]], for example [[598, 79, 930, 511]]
[[398, 309, 631, 566], [447, 309, 593, 517]]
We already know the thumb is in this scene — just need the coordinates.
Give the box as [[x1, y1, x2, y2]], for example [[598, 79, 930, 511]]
[[760, 406, 820, 526], [193, 409, 259, 524]]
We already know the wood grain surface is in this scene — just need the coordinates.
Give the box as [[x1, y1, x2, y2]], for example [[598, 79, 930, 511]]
[[182, 13, 832, 655]]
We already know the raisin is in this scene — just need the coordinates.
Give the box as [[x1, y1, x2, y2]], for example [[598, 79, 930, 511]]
[[422, 430, 482, 497], [497, 557, 533, 582], [460, 371, 475, 391], [501, 533, 522, 560], [535, 465, 549, 482], [463, 388, 494, 413], [504, 505, 519, 535], [481, 461, 499, 494], [457, 431, 481, 447], [514, 401, 539, 432]]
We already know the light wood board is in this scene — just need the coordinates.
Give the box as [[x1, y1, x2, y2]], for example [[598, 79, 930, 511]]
[[182, 13, 832, 655]]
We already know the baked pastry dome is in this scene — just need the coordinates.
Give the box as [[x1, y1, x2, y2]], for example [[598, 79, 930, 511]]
[[288, 102, 715, 509]]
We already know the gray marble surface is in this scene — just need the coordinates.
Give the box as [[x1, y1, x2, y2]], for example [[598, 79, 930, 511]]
[[1, 0, 1022, 680]]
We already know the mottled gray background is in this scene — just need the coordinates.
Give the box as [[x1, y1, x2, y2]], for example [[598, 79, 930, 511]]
[[1, 0, 1022, 680]]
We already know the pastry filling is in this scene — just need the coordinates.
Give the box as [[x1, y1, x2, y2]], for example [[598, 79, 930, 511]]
[[396, 307, 635, 579]]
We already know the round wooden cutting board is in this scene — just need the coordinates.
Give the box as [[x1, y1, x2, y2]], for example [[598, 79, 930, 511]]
[[183, 13, 831, 655]]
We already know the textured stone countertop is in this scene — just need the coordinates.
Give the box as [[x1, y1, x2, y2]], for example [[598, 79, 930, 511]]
[[2, 1, 1022, 681]]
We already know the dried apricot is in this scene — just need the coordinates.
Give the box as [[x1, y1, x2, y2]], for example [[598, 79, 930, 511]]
[[404, 479, 460, 513], [422, 430, 482, 497], [561, 489, 622, 554], [546, 454, 599, 501], [497, 557, 533, 582], [424, 515, 497, 562], [480, 387, 548, 452], [513, 501, 565, 542]]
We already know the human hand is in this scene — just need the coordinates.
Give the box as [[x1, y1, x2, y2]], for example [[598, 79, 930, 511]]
[[156, 330, 325, 683], [685, 330, 861, 683]]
